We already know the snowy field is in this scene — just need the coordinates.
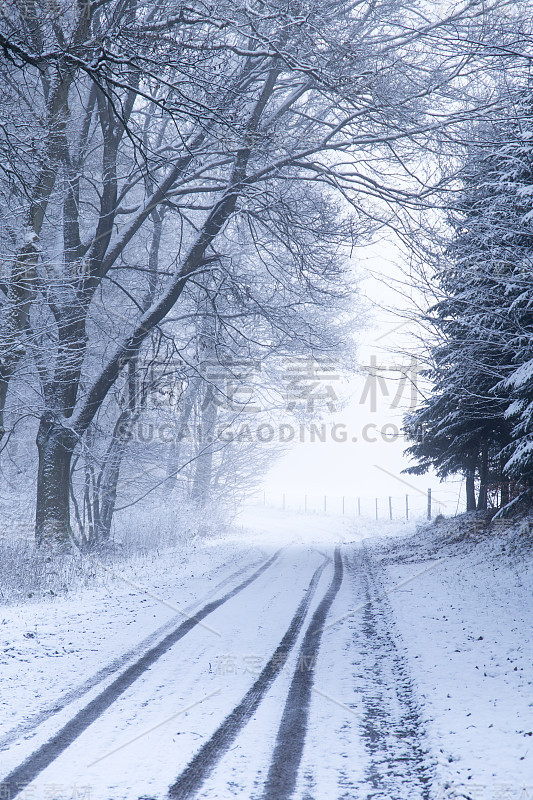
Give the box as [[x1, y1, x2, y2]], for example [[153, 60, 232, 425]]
[[0, 507, 532, 799]]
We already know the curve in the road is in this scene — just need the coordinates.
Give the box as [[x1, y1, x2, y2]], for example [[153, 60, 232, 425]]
[[166, 553, 333, 800], [0, 549, 282, 800]]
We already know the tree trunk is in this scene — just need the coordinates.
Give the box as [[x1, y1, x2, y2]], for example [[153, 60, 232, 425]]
[[477, 441, 489, 511], [465, 468, 477, 512], [191, 385, 218, 504], [91, 211, 161, 538], [0, 64, 83, 443], [94, 410, 138, 541], [35, 305, 89, 545], [0, 238, 38, 447], [36, 414, 77, 547], [165, 375, 200, 494]]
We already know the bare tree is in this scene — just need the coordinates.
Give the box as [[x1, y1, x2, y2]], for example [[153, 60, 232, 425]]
[[0, 0, 515, 546]]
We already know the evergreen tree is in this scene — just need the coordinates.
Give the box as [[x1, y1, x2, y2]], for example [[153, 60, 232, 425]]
[[405, 94, 533, 510]]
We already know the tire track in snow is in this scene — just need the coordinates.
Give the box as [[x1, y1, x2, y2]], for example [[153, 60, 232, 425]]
[[0, 549, 282, 799], [261, 546, 343, 800], [0, 553, 273, 754], [166, 553, 333, 800], [347, 544, 436, 800]]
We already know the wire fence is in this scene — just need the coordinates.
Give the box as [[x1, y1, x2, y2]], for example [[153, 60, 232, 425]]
[[255, 489, 445, 520]]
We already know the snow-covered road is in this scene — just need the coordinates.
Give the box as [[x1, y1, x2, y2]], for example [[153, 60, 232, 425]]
[[1, 509, 532, 800]]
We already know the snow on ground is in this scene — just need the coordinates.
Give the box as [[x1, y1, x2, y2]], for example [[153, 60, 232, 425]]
[[234, 503, 419, 547], [0, 536, 270, 736], [1, 506, 532, 799], [374, 516, 533, 800], [2, 548, 327, 800]]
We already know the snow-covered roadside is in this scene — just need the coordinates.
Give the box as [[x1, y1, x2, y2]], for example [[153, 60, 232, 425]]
[[0, 535, 271, 738], [373, 517, 533, 800]]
